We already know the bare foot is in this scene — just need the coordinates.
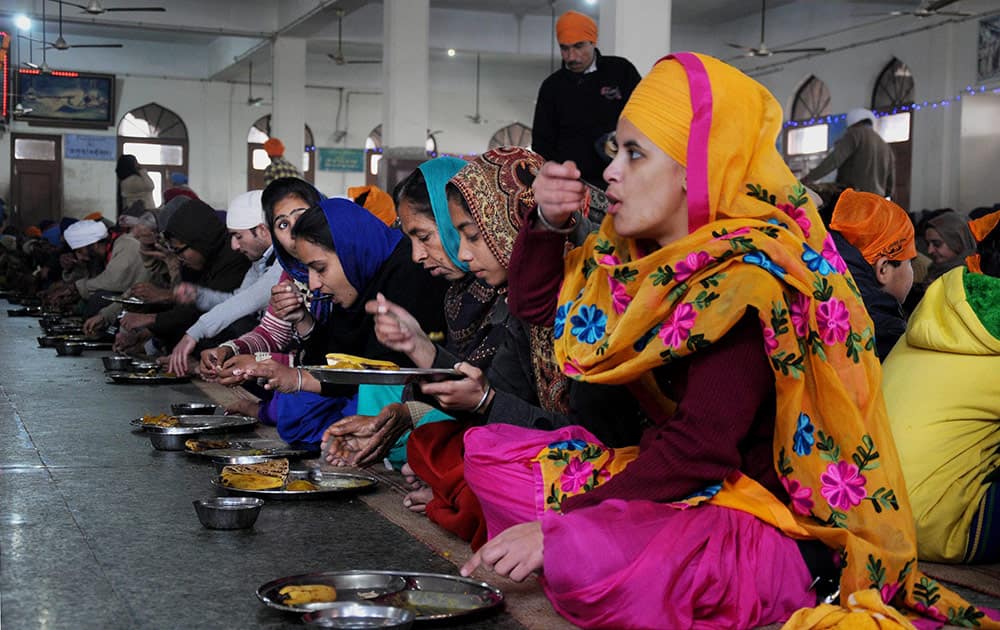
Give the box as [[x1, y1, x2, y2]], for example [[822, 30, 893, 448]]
[[403, 485, 432, 513], [226, 399, 260, 418], [400, 463, 431, 513]]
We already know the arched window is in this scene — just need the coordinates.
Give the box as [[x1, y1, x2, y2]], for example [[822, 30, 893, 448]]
[[872, 57, 915, 208], [246, 115, 315, 191], [117, 103, 188, 209], [489, 122, 532, 150], [364, 124, 438, 186], [783, 76, 832, 177]]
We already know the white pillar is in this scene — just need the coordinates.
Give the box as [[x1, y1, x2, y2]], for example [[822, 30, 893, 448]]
[[599, 0, 672, 76], [271, 37, 307, 170], [380, 0, 430, 188]]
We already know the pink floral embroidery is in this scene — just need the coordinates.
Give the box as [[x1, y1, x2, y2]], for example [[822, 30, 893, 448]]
[[560, 458, 595, 493], [820, 460, 867, 511], [913, 602, 947, 621], [816, 298, 851, 345], [790, 293, 811, 339], [658, 303, 697, 348], [821, 234, 848, 273], [779, 203, 812, 237], [781, 476, 815, 515], [599, 254, 621, 266], [715, 227, 751, 240], [762, 325, 779, 353], [607, 277, 632, 314], [674, 251, 713, 282], [880, 582, 901, 604]]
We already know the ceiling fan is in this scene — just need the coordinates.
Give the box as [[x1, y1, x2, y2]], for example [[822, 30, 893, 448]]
[[327, 9, 380, 65], [859, 0, 972, 18], [51, 0, 165, 14], [246, 61, 267, 107], [466, 53, 487, 124], [727, 0, 827, 57], [45, 0, 123, 50]]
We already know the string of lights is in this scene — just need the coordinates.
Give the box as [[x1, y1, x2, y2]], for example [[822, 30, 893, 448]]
[[784, 81, 1000, 128]]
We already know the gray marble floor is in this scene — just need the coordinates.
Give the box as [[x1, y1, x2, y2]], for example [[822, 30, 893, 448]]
[[0, 304, 522, 629]]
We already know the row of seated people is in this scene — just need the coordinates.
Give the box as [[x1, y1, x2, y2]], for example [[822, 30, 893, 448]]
[[5, 52, 998, 630]]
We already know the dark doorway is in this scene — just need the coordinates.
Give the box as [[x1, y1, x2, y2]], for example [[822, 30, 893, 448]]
[[11, 133, 63, 230]]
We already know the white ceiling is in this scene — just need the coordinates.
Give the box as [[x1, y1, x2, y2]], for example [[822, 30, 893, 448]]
[[3, 0, 996, 82]]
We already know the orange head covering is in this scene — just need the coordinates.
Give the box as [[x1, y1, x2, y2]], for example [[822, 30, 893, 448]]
[[966, 209, 1000, 273], [556, 11, 597, 45], [83, 211, 104, 222], [263, 138, 285, 157], [25, 226, 42, 238], [555, 52, 995, 627], [348, 185, 397, 227], [829, 189, 916, 264], [969, 209, 1000, 243]]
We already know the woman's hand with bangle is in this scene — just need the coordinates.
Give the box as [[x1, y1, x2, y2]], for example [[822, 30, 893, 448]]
[[533, 160, 587, 228], [365, 292, 437, 368], [418, 362, 494, 413]]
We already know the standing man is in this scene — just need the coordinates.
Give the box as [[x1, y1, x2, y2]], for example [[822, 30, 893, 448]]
[[531, 10, 641, 190], [263, 137, 302, 186], [804, 108, 895, 198]]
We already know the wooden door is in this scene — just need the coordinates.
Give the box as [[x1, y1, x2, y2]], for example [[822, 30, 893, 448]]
[[890, 140, 912, 212], [10, 133, 62, 230]]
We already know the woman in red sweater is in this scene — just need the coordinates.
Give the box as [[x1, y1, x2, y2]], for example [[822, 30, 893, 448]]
[[459, 53, 994, 629]]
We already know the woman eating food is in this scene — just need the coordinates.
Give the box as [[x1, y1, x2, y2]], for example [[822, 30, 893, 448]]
[[458, 52, 997, 629]]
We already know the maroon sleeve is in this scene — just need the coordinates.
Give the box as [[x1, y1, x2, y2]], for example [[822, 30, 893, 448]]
[[507, 215, 569, 326], [560, 312, 774, 512]]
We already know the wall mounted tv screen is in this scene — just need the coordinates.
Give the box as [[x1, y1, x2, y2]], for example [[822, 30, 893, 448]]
[[15, 69, 115, 127]]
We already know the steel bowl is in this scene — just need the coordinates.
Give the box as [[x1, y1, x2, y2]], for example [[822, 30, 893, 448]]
[[103, 355, 134, 371], [192, 497, 263, 530], [130, 360, 160, 372], [302, 603, 414, 628], [55, 342, 85, 356], [210, 455, 273, 475], [148, 432, 191, 451], [170, 402, 220, 416]]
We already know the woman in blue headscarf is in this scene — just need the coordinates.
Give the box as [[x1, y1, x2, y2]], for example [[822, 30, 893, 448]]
[[245, 197, 450, 446]]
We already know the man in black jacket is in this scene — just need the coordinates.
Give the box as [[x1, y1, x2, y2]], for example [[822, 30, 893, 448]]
[[531, 11, 640, 190]]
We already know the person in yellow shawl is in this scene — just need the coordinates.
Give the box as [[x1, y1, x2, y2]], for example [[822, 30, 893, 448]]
[[459, 53, 997, 629], [883, 209, 1000, 564]]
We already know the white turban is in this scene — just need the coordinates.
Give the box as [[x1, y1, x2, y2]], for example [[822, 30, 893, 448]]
[[64, 220, 109, 250], [846, 108, 876, 127], [226, 190, 265, 230]]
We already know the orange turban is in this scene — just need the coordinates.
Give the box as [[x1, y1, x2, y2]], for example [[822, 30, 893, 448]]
[[348, 185, 397, 227], [263, 138, 285, 157], [556, 11, 598, 45], [25, 226, 42, 238], [969, 209, 1000, 243], [829, 188, 916, 264], [84, 211, 103, 221]]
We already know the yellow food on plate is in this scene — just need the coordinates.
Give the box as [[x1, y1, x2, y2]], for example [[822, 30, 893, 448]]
[[221, 472, 284, 490], [278, 584, 338, 606], [220, 458, 289, 490], [285, 479, 319, 491], [142, 414, 179, 427], [325, 353, 399, 371]]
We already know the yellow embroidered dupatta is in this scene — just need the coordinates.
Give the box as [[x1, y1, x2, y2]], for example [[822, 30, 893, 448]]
[[552, 53, 995, 629]]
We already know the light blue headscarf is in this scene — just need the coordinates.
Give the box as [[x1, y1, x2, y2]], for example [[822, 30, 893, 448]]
[[417, 156, 468, 271]]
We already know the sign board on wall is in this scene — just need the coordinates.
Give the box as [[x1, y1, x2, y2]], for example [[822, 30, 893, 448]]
[[65, 134, 117, 161], [317, 148, 365, 172]]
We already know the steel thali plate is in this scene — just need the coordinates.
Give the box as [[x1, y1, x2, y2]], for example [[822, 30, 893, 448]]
[[213, 470, 377, 500], [107, 371, 191, 385], [307, 366, 463, 386], [256, 570, 504, 621], [130, 414, 257, 434]]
